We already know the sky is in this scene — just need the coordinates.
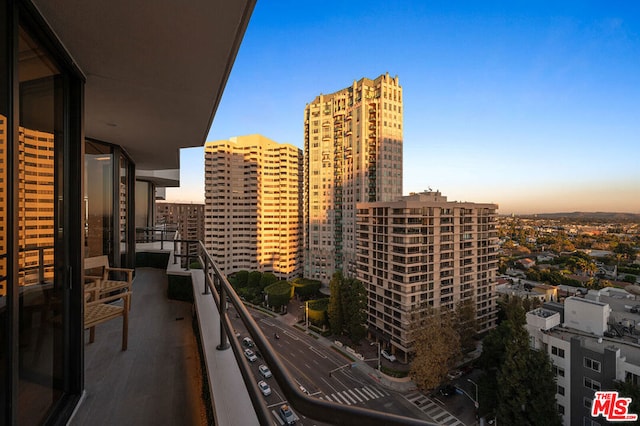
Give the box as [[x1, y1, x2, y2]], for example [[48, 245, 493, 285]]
[[166, 1, 640, 215]]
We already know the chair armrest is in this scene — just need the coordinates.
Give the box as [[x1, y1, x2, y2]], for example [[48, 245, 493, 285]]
[[87, 291, 131, 307]]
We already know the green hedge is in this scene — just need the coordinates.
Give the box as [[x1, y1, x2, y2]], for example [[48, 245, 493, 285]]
[[307, 298, 329, 326], [264, 280, 293, 309], [292, 277, 322, 299]]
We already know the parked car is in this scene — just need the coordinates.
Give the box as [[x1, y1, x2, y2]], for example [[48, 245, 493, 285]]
[[279, 404, 296, 425], [447, 370, 463, 380], [381, 350, 396, 362], [244, 349, 257, 362], [242, 337, 254, 348], [298, 384, 309, 395], [258, 380, 271, 396], [631, 305, 640, 313], [258, 364, 272, 378]]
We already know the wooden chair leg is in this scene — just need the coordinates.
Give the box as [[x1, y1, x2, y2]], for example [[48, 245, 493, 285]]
[[89, 326, 95, 343]]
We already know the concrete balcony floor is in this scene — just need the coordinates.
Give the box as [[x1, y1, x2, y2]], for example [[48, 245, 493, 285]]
[[69, 267, 207, 426]]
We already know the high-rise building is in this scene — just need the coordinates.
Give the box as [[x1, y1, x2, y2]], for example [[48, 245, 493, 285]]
[[304, 73, 403, 283], [204, 135, 303, 280], [156, 202, 205, 243], [356, 191, 499, 362], [156, 202, 205, 267]]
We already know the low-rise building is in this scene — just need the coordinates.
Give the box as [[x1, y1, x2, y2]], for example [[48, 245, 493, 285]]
[[526, 296, 640, 425]]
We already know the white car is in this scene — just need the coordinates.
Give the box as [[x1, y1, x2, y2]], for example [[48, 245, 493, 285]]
[[244, 349, 257, 362], [381, 350, 396, 362], [258, 364, 272, 378], [258, 380, 271, 396]]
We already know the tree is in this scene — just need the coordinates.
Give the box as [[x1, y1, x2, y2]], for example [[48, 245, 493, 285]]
[[410, 308, 460, 391], [455, 298, 477, 354], [247, 271, 262, 288], [342, 278, 367, 343], [235, 270, 249, 288], [491, 299, 562, 425], [264, 280, 293, 311], [260, 272, 277, 289], [615, 378, 640, 425], [327, 272, 344, 335]]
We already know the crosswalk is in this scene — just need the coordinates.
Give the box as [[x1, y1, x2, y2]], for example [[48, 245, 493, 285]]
[[319, 385, 389, 406], [404, 391, 466, 426]]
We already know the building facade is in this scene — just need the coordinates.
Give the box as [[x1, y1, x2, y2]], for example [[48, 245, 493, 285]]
[[355, 191, 499, 361], [527, 298, 640, 426], [204, 135, 303, 280], [304, 73, 403, 283]]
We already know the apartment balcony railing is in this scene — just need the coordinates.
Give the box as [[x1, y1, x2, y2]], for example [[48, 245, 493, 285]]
[[164, 236, 432, 426]]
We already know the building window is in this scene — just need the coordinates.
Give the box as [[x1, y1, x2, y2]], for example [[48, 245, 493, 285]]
[[558, 404, 565, 415], [584, 397, 593, 409], [553, 366, 565, 377], [584, 377, 601, 391], [557, 385, 565, 396], [584, 357, 601, 372], [551, 346, 565, 358]]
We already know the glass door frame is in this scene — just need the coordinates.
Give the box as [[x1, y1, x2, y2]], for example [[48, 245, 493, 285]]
[[2, 1, 84, 424]]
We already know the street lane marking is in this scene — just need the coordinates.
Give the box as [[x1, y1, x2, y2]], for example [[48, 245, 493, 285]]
[[354, 388, 369, 401], [361, 386, 377, 399], [284, 331, 299, 340], [348, 389, 362, 402], [309, 346, 328, 359], [342, 391, 357, 404]]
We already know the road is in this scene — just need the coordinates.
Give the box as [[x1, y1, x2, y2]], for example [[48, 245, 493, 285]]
[[229, 305, 434, 425]]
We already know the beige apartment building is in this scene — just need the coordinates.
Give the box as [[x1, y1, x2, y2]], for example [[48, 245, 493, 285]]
[[0, 123, 56, 296], [304, 73, 403, 283], [356, 191, 499, 362], [204, 135, 303, 280]]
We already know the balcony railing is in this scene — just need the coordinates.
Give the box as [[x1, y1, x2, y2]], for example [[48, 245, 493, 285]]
[[165, 237, 433, 425]]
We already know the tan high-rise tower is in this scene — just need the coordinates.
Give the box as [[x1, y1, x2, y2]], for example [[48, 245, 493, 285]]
[[204, 135, 303, 280], [304, 73, 403, 283]]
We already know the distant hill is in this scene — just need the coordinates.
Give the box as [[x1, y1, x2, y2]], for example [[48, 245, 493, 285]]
[[518, 212, 640, 222]]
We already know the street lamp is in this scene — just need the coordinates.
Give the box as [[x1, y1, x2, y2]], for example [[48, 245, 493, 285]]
[[305, 300, 309, 330], [370, 342, 380, 372], [467, 378, 479, 409]]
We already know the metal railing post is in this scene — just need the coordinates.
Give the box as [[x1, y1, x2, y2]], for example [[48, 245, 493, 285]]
[[203, 246, 209, 295], [216, 273, 230, 350]]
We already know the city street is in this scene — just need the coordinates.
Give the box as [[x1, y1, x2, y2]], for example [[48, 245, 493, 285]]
[[229, 303, 477, 425]]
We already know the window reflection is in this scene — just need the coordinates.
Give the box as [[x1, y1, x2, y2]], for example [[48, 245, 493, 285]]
[[84, 141, 114, 260], [17, 26, 65, 425]]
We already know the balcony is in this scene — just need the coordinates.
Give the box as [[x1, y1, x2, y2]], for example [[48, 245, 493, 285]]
[[68, 238, 433, 425]]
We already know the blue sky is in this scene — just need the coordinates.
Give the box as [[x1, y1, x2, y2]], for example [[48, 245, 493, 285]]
[[167, 1, 640, 214]]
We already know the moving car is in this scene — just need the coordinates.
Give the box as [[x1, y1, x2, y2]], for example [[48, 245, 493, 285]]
[[242, 337, 254, 348], [258, 364, 272, 378], [258, 380, 271, 396], [279, 404, 296, 425], [381, 350, 396, 362], [244, 349, 257, 362]]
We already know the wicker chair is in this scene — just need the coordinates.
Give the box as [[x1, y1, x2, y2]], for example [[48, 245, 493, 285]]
[[84, 255, 134, 309], [84, 280, 130, 351]]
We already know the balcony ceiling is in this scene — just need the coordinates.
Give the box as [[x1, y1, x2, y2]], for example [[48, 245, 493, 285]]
[[33, 0, 255, 169]]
